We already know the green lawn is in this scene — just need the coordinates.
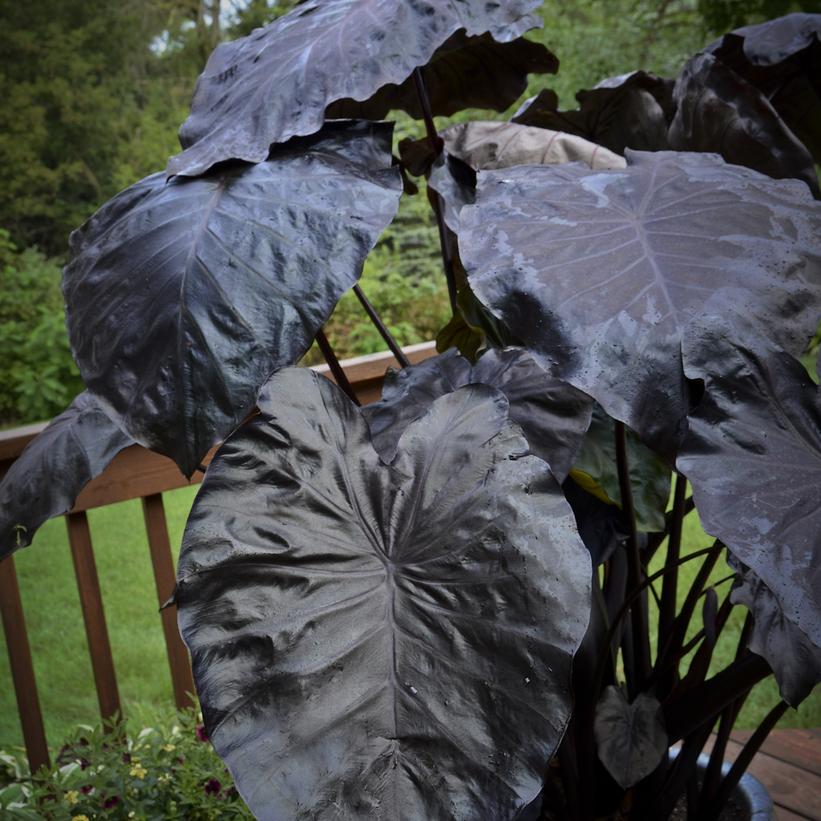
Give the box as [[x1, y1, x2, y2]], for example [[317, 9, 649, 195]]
[[0, 485, 199, 750], [0, 484, 818, 754]]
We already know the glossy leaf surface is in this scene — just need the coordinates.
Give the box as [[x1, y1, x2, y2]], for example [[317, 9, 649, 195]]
[[64, 122, 401, 477], [0, 393, 132, 559], [417, 121, 625, 234], [594, 687, 667, 790], [328, 33, 557, 123], [677, 331, 821, 649], [730, 557, 821, 707], [573, 405, 671, 533], [512, 71, 674, 155], [176, 368, 591, 820], [710, 12, 821, 64], [363, 347, 593, 482], [460, 151, 821, 453], [669, 52, 819, 196], [706, 14, 821, 165], [168, 0, 550, 177]]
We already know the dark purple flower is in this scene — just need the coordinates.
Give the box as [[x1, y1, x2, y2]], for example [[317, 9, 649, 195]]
[[121, 752, 131, 764], [103, 795, 120, 809], [195, 724, 209, 742], [81, 785, 94, 795], [78, 757, 90, 770], [204, 778, 222, 796]]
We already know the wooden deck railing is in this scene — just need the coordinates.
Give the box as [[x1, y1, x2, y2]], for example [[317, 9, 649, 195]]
[[0, 342, 436, 774]]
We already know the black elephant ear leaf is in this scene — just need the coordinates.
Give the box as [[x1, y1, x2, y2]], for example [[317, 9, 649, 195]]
[[573, 405, 671, 533], [706, 14, 821, 165], [512, 71, 674, 155], [712, 12, 821, 65], [0, 392, 133, 559], [426, 153, 477, 235], [594, 687, 667, 790], [419, 121, 625, 234], [328, 32, 557, 122], [63, 121, 401, 477], [561, 475, 627, 566], [362, 347, 593, 482], [728, 557, 821, 708], [669, 52, 819, 196], [176, 367, 591, 821], [168, 0, 553, 177], [677, 329, 821, 654], [459, 151, 821, 455]]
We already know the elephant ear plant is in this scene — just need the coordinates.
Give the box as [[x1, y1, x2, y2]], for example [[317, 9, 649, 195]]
[[1, 3, 820, 819]]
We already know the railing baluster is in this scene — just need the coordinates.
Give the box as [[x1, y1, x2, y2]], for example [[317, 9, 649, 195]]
[[141, 494, 196, 710], [66, 511, 121, 723], [0, 557, 50, 773]]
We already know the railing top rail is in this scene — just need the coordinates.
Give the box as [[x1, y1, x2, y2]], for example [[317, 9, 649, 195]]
[[0, 342, 437, 464], [0, 342, 438, 511]]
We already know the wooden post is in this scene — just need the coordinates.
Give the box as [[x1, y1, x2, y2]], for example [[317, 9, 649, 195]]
[[66, 512, 121, 723], [141, 494, 196, 710], [0, 557, 50, 773]]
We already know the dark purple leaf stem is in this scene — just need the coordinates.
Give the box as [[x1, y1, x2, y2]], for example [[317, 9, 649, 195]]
[[352, 284, 410, 367], [412, 68, 458, 313], [615, 420, 650, 690], [315, 328, 360, 406]]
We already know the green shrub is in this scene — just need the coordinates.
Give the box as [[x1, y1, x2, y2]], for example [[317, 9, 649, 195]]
[[303, 184, 450, 364], [0, 710, 252, 820], [0, 230, 83, 427]]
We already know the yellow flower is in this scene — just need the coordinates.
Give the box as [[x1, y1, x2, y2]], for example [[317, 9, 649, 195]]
[[71, 816, 90, 821], [65, 790, 80, 805], [130, 762, 147, 779], [162, 743, 175, 752]]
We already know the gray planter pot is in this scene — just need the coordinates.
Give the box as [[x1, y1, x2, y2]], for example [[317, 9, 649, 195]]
[[696, 753, 775, 821], [517, 753, 775, 820]]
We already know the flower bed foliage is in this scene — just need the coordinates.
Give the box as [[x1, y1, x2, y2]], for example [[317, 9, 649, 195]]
[[0, 710, 251, 820]]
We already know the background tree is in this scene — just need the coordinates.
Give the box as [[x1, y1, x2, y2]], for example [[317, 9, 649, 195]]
[[1, 0, 817, 426]]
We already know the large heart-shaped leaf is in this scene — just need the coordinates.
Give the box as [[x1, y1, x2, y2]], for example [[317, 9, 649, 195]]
[[729, 557, 821, 708], [669, 52, 820, 196], [512, 71, 674, 155], [706, 15, 821, 165], [0, 393, 133, 559], [362, 347, 593, 481], [64, 121, 401, 477], [168, 0, 553, 178], [573, 405, 671, 533], [677, 329, 821, 650], [176, 368, 591, 820], [459, 151, 821, 454], [594, 687, 667, 790]]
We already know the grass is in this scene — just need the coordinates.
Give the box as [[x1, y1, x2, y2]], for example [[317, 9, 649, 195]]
[[0, 482, 818, 753], [0, 485, 199, 750]]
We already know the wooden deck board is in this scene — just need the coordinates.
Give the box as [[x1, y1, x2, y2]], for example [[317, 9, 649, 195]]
[[721, 730, 821, 821], [732, 728, 821, 777]]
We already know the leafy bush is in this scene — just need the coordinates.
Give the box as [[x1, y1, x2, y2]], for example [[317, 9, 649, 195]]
[[0, 710, 251, 820], [0, 230, 83, 427]]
